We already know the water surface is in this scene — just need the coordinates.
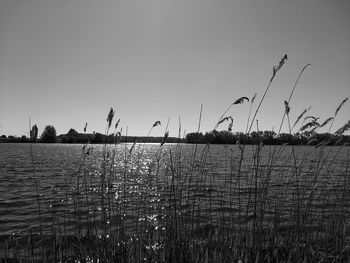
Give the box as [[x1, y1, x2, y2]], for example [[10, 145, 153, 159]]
[[0, 143, 349, 238]]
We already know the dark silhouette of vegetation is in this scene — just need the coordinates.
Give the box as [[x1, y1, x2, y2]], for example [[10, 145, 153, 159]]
[[56, 128, 184, 144], [67, 128, 78, 136], [60, 129, 90, 144], [40, 125, 57, 143], [185, 130, 350, 145], [0, 130, 184, 144], [0, 135, 30, 143], [30, 124, 38, 142], [1, 128, 348, 145]]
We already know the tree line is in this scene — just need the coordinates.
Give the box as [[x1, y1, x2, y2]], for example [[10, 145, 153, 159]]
[[185, 130, 350, 146], [1, 125, 349, 145], [0, 125, 184, 144], [59, 128, 183, 144], [0, 125, 57, 143]]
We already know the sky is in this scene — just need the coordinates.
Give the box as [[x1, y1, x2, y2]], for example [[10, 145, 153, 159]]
[[0, 0, 349, 137]]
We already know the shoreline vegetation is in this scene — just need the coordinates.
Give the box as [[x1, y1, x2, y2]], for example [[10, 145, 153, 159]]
[[0, 133, 185, 144], [2, 55, 350, 262], [1, 130, 350, 146]]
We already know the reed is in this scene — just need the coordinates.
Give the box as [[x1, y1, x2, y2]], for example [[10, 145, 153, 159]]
[[2, 57, 350, 263]]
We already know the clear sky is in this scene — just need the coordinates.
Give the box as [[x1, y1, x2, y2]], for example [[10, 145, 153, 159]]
[[0, 0, 349, 137]]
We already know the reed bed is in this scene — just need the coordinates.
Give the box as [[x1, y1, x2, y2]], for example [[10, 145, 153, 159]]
[[2, 56, 350, 262], [3, 143, 350, 262]]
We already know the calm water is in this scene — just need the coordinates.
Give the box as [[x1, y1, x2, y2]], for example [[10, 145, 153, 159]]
[[0, 143, 349, 238]]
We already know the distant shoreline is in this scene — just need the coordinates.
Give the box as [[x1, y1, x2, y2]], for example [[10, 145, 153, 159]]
[[1, 130, 349, 146], [0, 135, 185, 144]]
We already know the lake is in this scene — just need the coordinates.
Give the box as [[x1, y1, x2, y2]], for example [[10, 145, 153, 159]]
[[0, 142, 349, 242]]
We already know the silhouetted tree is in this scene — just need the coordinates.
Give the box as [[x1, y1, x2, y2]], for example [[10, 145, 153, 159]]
[[30, 124, 38, 141], [41, 125, 57, 143], [277, 133, 295, 145], [21, 135, 29, 143], [263, 130, 276, 144], [186, 132, 205, 144], [250, 131, 261, 143]]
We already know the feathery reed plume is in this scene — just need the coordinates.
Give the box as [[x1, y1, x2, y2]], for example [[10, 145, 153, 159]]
[[299, 120, 320, 132], [106, 107, 114, 130], [335, 98, 348, 116], [146, 120, 162, 139], [334, 120, 350, 136], [284, 100, 290, 115], [161, 131, 169, 146], [248, 54, 289, 133], [319, 117, 333, 128], [304, 116, 319, 122], [329, 97, 348, 132], [217, 116, 234, 131], [271, 54, 288, 81], [292, 107, 311, 130], [233, 96, 249, 105], [215, 97, 247, 130], [217, 116, 233, 125], [153, 121, 161, 127], [115, 119, 120, 130], [113, 118, 120, 139], [84, 123, 88, 133]]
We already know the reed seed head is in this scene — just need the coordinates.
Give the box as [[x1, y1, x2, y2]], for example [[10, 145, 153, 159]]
[[335, 97, 348, 116], [84, 122, 88, 133], [107, 107, 115, 129], [292, 107, 311, 130], [271, 54, 288, 81], [218, 116, 233, 125], [319, 117, 333, 128], [284, 100, 290, 115], [233, 96, 249, 105], [304, 116, 319, 122], [153, 121, 161, 127], [335, 120, 350, 135], [114, 119, 120, 132], [300, 119, 320, 132]]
